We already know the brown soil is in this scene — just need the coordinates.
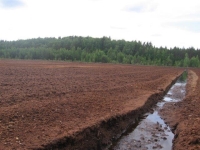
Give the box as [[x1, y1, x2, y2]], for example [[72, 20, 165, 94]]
[[160, 69, 200, 150], [0, 60, 183, 149]]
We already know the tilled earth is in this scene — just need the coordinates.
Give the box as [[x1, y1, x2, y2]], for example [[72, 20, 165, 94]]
[[0, 60, 183, 149], [160, 69, 200, 150]]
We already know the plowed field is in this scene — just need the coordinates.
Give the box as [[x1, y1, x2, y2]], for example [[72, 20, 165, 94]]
[[0, 60, 183, 149]]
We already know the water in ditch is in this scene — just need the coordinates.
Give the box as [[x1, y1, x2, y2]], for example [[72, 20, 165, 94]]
[[110, 73, 187, 150]]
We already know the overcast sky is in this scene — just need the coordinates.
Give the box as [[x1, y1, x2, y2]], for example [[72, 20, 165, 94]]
[[0, 0, 200, 48]]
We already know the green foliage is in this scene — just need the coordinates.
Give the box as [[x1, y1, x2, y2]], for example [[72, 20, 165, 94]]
[[0, 36, 200, 67], [179, 71, 188, 81], [183, 53, 190, 67], [190, 55, 200, 67]]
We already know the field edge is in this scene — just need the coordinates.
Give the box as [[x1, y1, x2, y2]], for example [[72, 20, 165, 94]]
[[34, 72, 184, 150]]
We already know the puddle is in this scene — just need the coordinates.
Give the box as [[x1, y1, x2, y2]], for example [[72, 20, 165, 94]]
[[109, 72, 187, 150]]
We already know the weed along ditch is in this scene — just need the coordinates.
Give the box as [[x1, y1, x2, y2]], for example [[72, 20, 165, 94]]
[[109, 72, 187, 150]]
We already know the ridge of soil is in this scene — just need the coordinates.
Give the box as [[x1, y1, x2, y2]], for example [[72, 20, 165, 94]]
[[37, 75, 180, 150], [160, 69, 200, 150], [0, 60, 184, 149]]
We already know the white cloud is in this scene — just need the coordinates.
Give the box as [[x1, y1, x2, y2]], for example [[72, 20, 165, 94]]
[[0, 0, 200, 48]]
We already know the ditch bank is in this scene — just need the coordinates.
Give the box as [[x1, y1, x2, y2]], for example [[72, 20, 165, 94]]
[[110, 72, 187, 150], [159, 70, 200, 150], [35, 73, 184, 150]]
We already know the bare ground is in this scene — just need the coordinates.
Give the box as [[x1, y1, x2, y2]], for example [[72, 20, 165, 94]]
[[0, 60, 184, 149]]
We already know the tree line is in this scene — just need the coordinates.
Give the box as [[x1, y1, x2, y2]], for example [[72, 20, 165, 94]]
[[0, 36, 200, 67]]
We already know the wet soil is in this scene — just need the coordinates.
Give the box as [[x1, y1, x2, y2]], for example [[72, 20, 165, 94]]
[[160, 70, 200, 150], [0, 60, 184, 149], [110, 73, 187, 150]]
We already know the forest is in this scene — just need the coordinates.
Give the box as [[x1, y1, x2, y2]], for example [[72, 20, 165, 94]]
[[0, 36, 200, 67]]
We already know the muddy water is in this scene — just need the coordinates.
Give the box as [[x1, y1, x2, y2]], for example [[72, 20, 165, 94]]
[[110, 73, 187, 150]]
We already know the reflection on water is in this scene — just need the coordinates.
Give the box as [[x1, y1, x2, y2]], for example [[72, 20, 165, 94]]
[[179, 71, 187, 82]]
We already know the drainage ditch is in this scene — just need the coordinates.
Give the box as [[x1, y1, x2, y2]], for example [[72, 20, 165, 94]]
[[38, 72, 185, 150], [109, 72, 187, 150]]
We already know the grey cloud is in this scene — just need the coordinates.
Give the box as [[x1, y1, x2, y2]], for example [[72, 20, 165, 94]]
[[0, 0, 24, 8], [110, 26, 126, 30], [174, 12, 200, 22], [168, 21, 200, 33], [124, 2, 157, 13], [151, 34, 161, 37], [127, 5, 144, 13]]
